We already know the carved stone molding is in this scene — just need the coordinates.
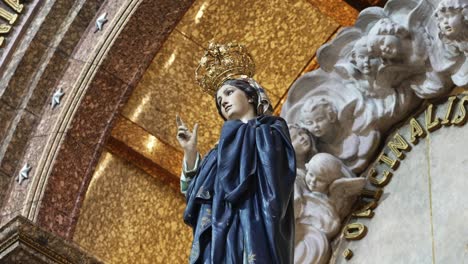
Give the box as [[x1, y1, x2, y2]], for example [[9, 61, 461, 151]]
[[0, 216, 102, 263]]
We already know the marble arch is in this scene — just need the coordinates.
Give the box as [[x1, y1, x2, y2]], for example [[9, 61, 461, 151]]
[[0, 0, 194, 239]]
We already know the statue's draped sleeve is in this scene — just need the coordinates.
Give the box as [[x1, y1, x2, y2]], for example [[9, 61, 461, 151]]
[[182, 116, 296, 264], [180, 153, 201, 195]]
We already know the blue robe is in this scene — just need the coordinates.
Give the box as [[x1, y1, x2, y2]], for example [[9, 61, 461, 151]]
[[183, 115, 296, 264]]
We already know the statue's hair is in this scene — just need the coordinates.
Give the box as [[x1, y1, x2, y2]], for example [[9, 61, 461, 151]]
[[368, 18, 410, 39], [288, 124, 318, 161], [435, 0, 468, 16], [434, 0, 468, 41], [300, 97, 337, 123]]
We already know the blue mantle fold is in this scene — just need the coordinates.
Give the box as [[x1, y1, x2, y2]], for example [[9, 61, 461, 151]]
[[183, 115, 296, 264]]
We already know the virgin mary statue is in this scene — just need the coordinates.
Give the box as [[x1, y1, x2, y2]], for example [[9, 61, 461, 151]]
[[176, 43, 297, 264]]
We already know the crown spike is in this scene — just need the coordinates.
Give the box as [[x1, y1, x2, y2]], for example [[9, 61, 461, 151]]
[[196, 43, 256, 96]]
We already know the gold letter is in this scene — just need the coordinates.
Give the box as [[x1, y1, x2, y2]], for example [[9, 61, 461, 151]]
[[378, 152, 399, 169], [368, 167, 393, 187], [387, 133, 411, 159], [409, 118, 426, 144], [356, 200, 378, 211], [425, 104, 441, 132], [361, 188, 383, 201], [452, 95, 468, 126], [441, 96, 458, 126], [4, 0, 23, 13], [343, 249, 353, 260], [0, 24, 11, 46], [343, 223, 367, 240], [0, 7, 18, 25], [352, 209, 374, 218]]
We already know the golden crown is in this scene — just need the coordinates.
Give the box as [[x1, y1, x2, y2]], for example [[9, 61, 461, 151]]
[[195, 43, 256, 96]]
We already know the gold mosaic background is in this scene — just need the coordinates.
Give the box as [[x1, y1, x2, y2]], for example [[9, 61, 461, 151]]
[[73, 151, 192, 263], [122, 0, 339, 155]]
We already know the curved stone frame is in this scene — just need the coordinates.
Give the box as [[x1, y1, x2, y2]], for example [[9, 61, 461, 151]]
[[0, 0, 194, 240]]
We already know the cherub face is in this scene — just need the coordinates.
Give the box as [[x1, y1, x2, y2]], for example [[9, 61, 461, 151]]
[[300, 108, 335, 138], [290, 127, 315, 158], [353, 47, 373, 75], [376, 35, 401, 59], [305, 168, 329, 193], [437, 10, 464, 38]]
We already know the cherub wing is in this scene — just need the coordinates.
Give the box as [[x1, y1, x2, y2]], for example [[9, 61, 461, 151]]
[[337, 98, 358, 130], [317, 28, 363, 73], [406, 0, 434, 30], [355, 7, 386, 33], [329, 177, 367, 216]]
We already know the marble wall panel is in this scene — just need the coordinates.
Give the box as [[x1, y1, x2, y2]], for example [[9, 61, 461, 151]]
[[73, 151, 192, 264], [0, 171, 12, 214], [122, 31, 222, 155], [0, 109, 37, 177], [0, 134, 47, 226], [99, 0, 195, 87], [427, 100, 468, 263], [0, 101, 16, 142], [176, 0, 339, 100], [53, 0, 104, 57], [37, 134, 97, 220], [65, 69, 129, 147], [71, 0, 130, 63], [33, 58, 89, 137], [24, 48, 70, 115], [0, 39, 48, 109], [31, 0, 76, 48]]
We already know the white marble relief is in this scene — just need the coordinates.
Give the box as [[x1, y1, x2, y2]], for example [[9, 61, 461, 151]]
[[280, 0, 468, 263], [429, 0, 468, 87], [294, 153, 366, 264]]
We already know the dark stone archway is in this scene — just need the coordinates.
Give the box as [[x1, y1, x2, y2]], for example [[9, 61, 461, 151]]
[[0, 0, 194, 240]]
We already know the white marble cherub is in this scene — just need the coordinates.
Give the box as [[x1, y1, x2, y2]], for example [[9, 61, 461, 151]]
[[298, 96, 379, 173], [433, 0, 468, 86], [367, 17, 428, 71], [294, 153, 366, 264], [367, 18, 413, 65], [304, 153, 366, 218], [289, 124, 318, 217], [350, 37, 378, 79], [345, 36, 391, 96]]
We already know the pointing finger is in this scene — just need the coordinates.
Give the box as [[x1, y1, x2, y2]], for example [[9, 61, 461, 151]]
[[176, 114, 183, 127], [192, 123, 199, 141]]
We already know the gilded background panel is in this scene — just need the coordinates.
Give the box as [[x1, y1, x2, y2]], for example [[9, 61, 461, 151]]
[[73, 151, 192, 264]]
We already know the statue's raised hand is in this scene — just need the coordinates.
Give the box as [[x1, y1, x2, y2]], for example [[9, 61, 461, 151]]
[[176, 115, 198, 152], [176, 115, 199, 170]]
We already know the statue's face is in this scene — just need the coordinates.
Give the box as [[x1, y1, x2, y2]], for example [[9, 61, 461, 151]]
[[300, 108, 335, 138], [353, 47, 373, 75], [438, 10, 464, 38], [376, 35, 401, 59], [290, 127, 315, 159], [217, 84, 253, 121], [305, 168, 328, 193]]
